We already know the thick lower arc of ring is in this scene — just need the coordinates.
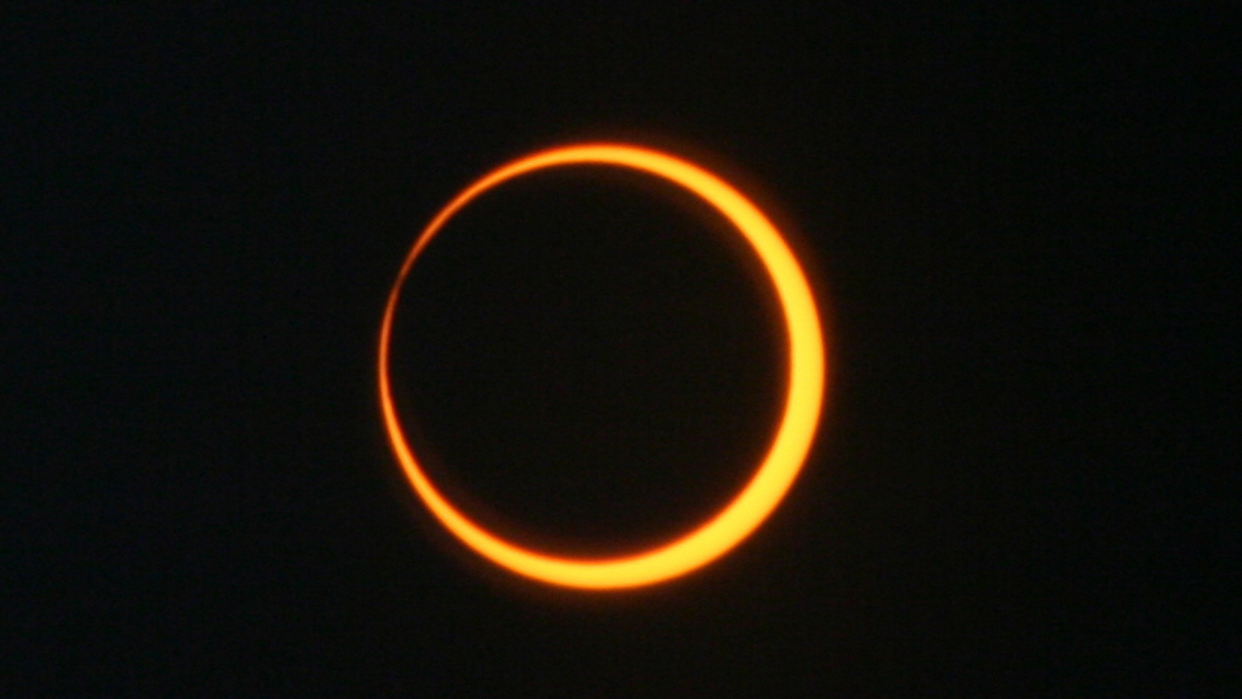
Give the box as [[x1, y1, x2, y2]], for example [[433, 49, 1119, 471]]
[[378, 144, 826, 589]]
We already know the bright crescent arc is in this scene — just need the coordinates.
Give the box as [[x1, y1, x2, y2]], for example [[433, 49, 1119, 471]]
[[378, 143, 827, 589]]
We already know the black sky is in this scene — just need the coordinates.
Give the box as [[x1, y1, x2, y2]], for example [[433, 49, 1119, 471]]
[[2, 4, 1233, 695]]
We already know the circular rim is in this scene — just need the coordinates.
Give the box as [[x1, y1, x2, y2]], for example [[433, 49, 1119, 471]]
[[379, 143, 826, 589]]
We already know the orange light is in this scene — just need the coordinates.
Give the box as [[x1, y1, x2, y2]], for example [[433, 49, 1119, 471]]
[[379, 143, 827, 589]]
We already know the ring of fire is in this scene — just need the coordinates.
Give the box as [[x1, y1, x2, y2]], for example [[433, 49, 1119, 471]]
[[378, 143, 827, 589]]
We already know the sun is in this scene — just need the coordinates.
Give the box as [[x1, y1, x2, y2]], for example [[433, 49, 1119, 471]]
[[378, 143, 827, 589]]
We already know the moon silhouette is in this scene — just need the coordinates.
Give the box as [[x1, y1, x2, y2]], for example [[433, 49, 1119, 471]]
[[379, 143, 827, 589]]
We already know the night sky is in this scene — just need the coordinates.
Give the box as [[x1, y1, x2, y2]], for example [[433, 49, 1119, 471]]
[[3, 5, 1232, 695]]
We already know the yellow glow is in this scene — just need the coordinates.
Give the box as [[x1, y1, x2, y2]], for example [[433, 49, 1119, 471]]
[[379, 143, 827, 589]]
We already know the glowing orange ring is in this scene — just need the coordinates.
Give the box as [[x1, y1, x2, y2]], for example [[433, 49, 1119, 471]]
[[379, 143, 826, 589]]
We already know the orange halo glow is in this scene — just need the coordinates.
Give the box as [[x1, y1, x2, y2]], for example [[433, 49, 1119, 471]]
[[379, 143, 826, 589]]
